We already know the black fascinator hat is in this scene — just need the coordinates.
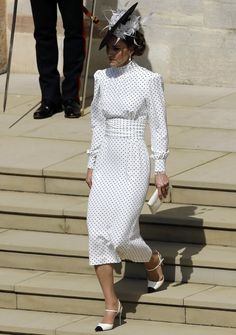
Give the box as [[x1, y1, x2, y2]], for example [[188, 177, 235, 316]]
[[99, 2, 138, 50]]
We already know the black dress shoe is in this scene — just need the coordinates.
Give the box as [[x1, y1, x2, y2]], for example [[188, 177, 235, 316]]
[[33, 102, 62, 120], [64, 99, 81, 118]]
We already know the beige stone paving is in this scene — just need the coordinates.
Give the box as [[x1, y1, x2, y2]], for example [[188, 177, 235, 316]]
[[172, 153, 236, 189], [2, 73, 235, 103], [45, 178, 89, 196], [0, 74, 40, 96], [164, 84, 236, 107], [0, 308, 232, 335], [0, 229, 234, 270], [152, 241, 236, 269], [64, 200, 88, 217], [185, 285, 236, 310], [0, 308, 84, 335], [0, 114, 24, 134], [168, 107, 236, 130], [66, 195, 236, 229], [165, 262, 236, 287], [0, 230, 88, 256], [166, 148, 225, 177], [172, 187, 236, 207], [1, 79, 235, 196], [169, 127, 236, 152], [0, 113, 54, 137], [13, 300, 165, 323], [166, 125, 192, 147], [118, 280, 213, 306], [44, 149, 225, 180], [57, 316, 236, 335], [23, 114, 91, 141], [0, 292, 16, 308], [3, 196, 233, 245], [0, 174, 44, 193], [203, 92, 236, 109], [44, 154, 88, 179], [14, 271, 213, 306], [0, 190, 84, 215], [15, 272, 102, 299], [0, 136, 87, 175], [0, 268, 44, 290], [141, 202, 236, 229], [0, 93, 38, 111], [186, 307, 236, 328], [5, 98, 40, 114], [0, 212, 67, 234], [0, 251, 92, 275], [0, 229, 7, 233]]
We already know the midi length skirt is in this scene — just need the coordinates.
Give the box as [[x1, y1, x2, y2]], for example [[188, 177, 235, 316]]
[[87, 135, 152, 266]]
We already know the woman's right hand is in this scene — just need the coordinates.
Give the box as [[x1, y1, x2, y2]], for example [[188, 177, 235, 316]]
[[86, 168, 93, 188], [155, 173, 169, 200]]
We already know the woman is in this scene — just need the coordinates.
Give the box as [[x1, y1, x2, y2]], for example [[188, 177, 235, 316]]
[[86, 3, 169, 332]]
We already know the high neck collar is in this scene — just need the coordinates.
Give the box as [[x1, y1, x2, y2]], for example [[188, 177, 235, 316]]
[[110, 60, 136, 76]]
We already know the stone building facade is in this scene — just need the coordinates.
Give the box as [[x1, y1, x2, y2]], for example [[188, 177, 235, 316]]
[[5, 0, 236, 87], [0, 0, 7, 73], [135, 0, 236, 87]]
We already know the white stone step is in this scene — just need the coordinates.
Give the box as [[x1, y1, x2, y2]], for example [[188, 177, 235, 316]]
[[141, 203, 236, 247], [0, 268, 235, 328], [0, 136, 89, 195], [0, 190, 87, 234], [0, 191, 235, 247], [172, 185, 236, 208], [0, 307, 83, 335], [0, 230, 235, 286], [171, 153, 236, 207], [0, 135, 235, 208], [0, 308, 235, 335]]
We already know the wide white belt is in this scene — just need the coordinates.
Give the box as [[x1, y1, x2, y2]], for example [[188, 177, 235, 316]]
[[105, 118, 145, 139]]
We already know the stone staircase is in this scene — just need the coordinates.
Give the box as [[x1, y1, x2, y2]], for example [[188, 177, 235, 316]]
[[0, 169, 235, 334], [0, 82, 236, 334]]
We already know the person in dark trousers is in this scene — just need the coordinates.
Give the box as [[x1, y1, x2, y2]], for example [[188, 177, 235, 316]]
[[30, 0, 85, 119]]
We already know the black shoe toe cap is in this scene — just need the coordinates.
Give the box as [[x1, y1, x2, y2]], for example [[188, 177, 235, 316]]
[[95, 326, 103, 332]]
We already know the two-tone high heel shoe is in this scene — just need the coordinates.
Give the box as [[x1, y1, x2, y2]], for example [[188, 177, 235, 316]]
[[95, 300, 123, 332], [146, 251, 164, 293]]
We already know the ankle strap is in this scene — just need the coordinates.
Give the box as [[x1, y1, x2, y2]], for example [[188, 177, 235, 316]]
[[105, 300, 121, 313], [146, 254, 164, 272]]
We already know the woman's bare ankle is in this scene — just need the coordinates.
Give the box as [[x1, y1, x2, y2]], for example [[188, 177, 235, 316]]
[[145, 252, 164, 281], [105, 298, 119, 310]]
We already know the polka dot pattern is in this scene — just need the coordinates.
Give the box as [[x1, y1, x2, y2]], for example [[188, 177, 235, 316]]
[[87, 61, 169, 266]]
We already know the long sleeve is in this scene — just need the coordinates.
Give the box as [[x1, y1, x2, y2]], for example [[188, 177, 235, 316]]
[[87, 71, 106, 169], [147, 74, 169, 173]]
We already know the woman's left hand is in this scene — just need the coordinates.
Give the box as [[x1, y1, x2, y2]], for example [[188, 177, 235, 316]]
[[155, 173, 169, 200], [86, 168, 93, 189]]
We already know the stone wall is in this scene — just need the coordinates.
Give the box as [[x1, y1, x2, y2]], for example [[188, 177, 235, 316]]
[[133, 0, 236, 87], [0, 0, 7, 73], [5, 0, 236, 87]]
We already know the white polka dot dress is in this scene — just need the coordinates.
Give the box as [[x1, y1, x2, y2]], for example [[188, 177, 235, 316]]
[[87, 61, 169, 266]]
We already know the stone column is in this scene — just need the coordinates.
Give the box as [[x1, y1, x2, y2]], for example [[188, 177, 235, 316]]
[[0, 0, 7, 73]]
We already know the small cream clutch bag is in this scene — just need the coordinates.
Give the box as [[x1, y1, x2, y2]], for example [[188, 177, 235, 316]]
[[147, 189, 162, 214]]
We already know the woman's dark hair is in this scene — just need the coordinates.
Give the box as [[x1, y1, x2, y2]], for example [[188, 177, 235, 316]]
[[125, 31, 146, 56]]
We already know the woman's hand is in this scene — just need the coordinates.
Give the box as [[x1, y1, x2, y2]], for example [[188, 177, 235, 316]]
[[86, 168, 93, 188], [155, 173, 169, 200]]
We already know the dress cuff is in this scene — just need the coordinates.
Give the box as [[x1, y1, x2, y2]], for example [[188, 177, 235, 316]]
[[87, 150, 96, 169], [154, 159, 166, 174]]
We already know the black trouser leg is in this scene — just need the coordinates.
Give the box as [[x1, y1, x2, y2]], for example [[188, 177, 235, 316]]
[[58, 0, 85, 103], [30, 0, 61, 104]]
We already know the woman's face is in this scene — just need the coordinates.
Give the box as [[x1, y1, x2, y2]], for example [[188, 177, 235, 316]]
[[106, 37, 133, 68]]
